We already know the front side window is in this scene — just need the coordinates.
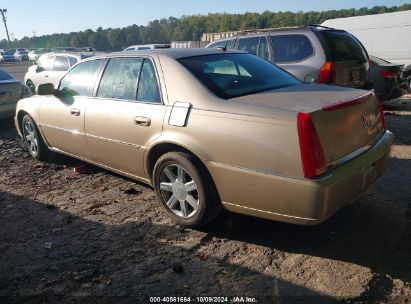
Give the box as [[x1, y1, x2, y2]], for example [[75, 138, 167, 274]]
[[271, 34, 314, 63], [237, 37, 260, 55], [38, 55, 54, 71], [137, 59, 161, 103], [178, 53, 300, 99], [52, 56, 70, 72], [59, 60, 103, 97], [97, 57, 143, 100]]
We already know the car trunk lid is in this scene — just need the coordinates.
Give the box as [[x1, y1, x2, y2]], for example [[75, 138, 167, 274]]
[[230, 84, 385, 177]]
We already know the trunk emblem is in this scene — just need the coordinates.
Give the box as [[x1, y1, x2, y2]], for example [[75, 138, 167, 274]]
[[361, 112, 373, 129]]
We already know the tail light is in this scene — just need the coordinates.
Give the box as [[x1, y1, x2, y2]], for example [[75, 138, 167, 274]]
[[380, 70, 397, 79], [297, 112, 326, 179], [374, 93, 387, 130], [318, 61, 336, 84]]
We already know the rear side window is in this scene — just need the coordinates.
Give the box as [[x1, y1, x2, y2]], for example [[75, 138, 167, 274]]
[[271, 35, 314, 63], [137, 59, 161, 103], [238, 37, 260, 55], [97, 57, 143, 101], [59, 60, 104, 97], [321, 31, 367, 62], [52, 56, 70, 71]]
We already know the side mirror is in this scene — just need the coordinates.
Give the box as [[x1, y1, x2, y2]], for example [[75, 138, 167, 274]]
[[37, 83, 56, 95], [35, 66, 44, 73]]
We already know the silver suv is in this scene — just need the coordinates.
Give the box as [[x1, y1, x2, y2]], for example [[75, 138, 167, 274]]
[[206, 26, 370, 89]]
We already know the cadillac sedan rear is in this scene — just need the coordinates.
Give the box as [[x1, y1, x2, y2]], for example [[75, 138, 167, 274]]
[[15, 49, 393, 226]]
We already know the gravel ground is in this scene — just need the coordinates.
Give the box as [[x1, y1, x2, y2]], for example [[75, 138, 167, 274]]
[[0, 61, 411, 303]]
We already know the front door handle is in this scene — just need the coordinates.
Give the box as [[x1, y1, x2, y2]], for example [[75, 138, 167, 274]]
[[70, 108, 81, 116], [134, 116, 151, 127]]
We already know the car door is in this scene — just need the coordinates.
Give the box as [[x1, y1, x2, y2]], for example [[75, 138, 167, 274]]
[[38, 59, 105, 159], [48, 55, 70, 86], [85, 56, 167, 178]]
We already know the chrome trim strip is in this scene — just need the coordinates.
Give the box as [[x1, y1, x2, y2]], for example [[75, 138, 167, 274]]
[[39, 123, 141, 148], [208, 161, 310, 181], [326, 131, 385, 170], [86, 133, 141, 148], [39, 123, 85, 136], [222, 201, 317, 221]]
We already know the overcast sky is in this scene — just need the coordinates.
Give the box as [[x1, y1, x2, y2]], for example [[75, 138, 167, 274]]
[[1, 0, 409, 39]]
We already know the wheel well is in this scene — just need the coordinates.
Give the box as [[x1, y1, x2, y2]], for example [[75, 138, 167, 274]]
[[17, 110, 28, 133], [146, 143, 207, 180]]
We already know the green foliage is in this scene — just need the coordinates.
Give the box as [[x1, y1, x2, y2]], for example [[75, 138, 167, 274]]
[[6, 4, 411, 51]]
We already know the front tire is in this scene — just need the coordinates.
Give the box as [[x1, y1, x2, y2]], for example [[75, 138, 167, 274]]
[[21, 114, 48, 161], [26, 80, 35, 94], [153, 152, 221, 227]]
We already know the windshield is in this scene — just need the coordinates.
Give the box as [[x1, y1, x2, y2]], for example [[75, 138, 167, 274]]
[[2, 51, 13, 55], [178, 53, 300, 99], [321, 31, 367, 62]]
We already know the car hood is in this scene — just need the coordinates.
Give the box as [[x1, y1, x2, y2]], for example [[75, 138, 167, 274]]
[[229, 84, 367, 113]]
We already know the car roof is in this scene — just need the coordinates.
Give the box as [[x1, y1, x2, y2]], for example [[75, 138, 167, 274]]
[[87, 48, 246, 61]]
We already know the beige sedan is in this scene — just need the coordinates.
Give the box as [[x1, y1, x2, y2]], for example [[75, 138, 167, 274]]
[[15, 49, 394, 227]]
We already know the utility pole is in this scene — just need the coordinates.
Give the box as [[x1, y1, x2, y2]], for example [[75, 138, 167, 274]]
[[0, 9, 11, 47]]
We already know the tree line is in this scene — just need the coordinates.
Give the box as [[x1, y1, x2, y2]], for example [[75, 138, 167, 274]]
[[2, 4, 411, 51]]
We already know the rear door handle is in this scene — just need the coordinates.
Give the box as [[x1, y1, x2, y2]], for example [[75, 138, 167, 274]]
[[134, 116, 151, 127], [70, 108, 81, 116]]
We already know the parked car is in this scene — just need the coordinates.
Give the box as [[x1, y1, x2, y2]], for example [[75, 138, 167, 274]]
[[15, 49, 393, 227], [124, 44, 171, 51], [24, 52, 94, 93], [0, 50, 16, 62], [368, 55, 403, 101], [206, 25, 371, 89], [0, 68, 31, 119], [28, 48, 52, 62], [14, 49, 29, 61]]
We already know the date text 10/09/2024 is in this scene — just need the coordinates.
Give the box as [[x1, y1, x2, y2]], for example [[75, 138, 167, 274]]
[[149, 297, 258, 303]]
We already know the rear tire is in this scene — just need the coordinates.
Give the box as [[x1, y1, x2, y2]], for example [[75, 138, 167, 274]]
[[21, 114, 48, 161], [153, 152, 221, 227]]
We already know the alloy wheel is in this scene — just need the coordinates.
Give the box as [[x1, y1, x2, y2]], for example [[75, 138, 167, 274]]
[[23, 119, 39, 157], [159, 164, 199, 218]]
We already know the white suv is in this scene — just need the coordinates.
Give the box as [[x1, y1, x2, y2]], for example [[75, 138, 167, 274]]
[[24, 52, 93, 93]]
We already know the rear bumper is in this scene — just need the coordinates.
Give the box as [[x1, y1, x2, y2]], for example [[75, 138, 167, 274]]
[[207, 131, 394, 225]]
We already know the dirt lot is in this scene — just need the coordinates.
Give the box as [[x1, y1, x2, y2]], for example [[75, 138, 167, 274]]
[[1, 62, 411, 303]]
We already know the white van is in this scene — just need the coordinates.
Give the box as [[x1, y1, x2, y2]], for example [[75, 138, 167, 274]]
[[123, 44, 170, 51]]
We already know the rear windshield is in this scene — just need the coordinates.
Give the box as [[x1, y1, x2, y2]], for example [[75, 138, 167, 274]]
[[0, 69, 13, 81], [178, 53, 300, 99], [321, 31, 367, 62]]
